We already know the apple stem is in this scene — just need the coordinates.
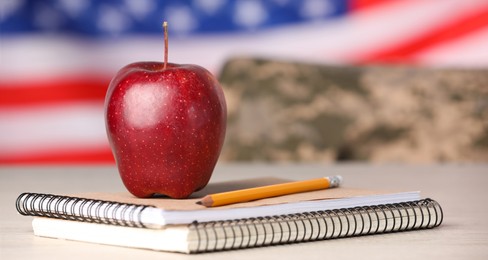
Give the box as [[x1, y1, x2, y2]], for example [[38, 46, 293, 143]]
[[163, 21, 168, 70]]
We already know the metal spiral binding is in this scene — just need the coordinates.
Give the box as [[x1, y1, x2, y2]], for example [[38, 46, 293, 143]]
[[187, 198, 443, 253], [15, 192, 151, 228]]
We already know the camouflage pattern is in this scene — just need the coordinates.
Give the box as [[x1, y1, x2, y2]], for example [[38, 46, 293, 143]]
[[217, 57, 488, 163]]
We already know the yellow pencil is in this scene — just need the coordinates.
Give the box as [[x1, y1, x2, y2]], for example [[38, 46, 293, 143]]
[[197, 176, 343, 207]]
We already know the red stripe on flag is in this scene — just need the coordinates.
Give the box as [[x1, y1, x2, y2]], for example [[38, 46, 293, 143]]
[[356, 5, 488, 64], [349, 0, 396, 11], [0, 148, 115, 165], [0, 75, 111, 107]]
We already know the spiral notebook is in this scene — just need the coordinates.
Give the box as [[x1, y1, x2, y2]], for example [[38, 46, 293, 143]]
[[16, 178, 444, 253]]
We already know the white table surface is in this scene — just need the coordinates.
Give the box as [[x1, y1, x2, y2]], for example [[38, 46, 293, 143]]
[[1, 163, 487, 259]]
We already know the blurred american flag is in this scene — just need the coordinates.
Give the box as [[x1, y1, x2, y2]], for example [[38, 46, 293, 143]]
[[1, 0, 488, 164]]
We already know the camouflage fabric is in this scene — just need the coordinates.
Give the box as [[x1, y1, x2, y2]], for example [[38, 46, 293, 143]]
[[217, 57, 488, 163]]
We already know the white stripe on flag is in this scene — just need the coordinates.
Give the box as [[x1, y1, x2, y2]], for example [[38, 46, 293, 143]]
[[0, 102, 107, 157]]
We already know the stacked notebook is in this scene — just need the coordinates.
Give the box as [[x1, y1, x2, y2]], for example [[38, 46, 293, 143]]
[[15, 177, 443, 254]]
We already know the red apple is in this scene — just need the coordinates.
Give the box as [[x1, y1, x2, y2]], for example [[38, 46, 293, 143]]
[[104, 22, 226, 198]]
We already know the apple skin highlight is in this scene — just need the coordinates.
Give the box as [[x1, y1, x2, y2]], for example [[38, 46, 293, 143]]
[[105, 62, 227, 198]]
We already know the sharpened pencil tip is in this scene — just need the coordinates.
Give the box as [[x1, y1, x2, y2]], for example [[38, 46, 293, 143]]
[[198, 196, 215, 207], [196, 201, 202, 205]]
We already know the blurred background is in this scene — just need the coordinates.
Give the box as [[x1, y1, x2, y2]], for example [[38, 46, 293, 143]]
[[1, 0, 488, 164]]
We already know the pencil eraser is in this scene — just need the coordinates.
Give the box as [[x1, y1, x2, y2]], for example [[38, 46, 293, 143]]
[[329, 175, 343, 187]]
